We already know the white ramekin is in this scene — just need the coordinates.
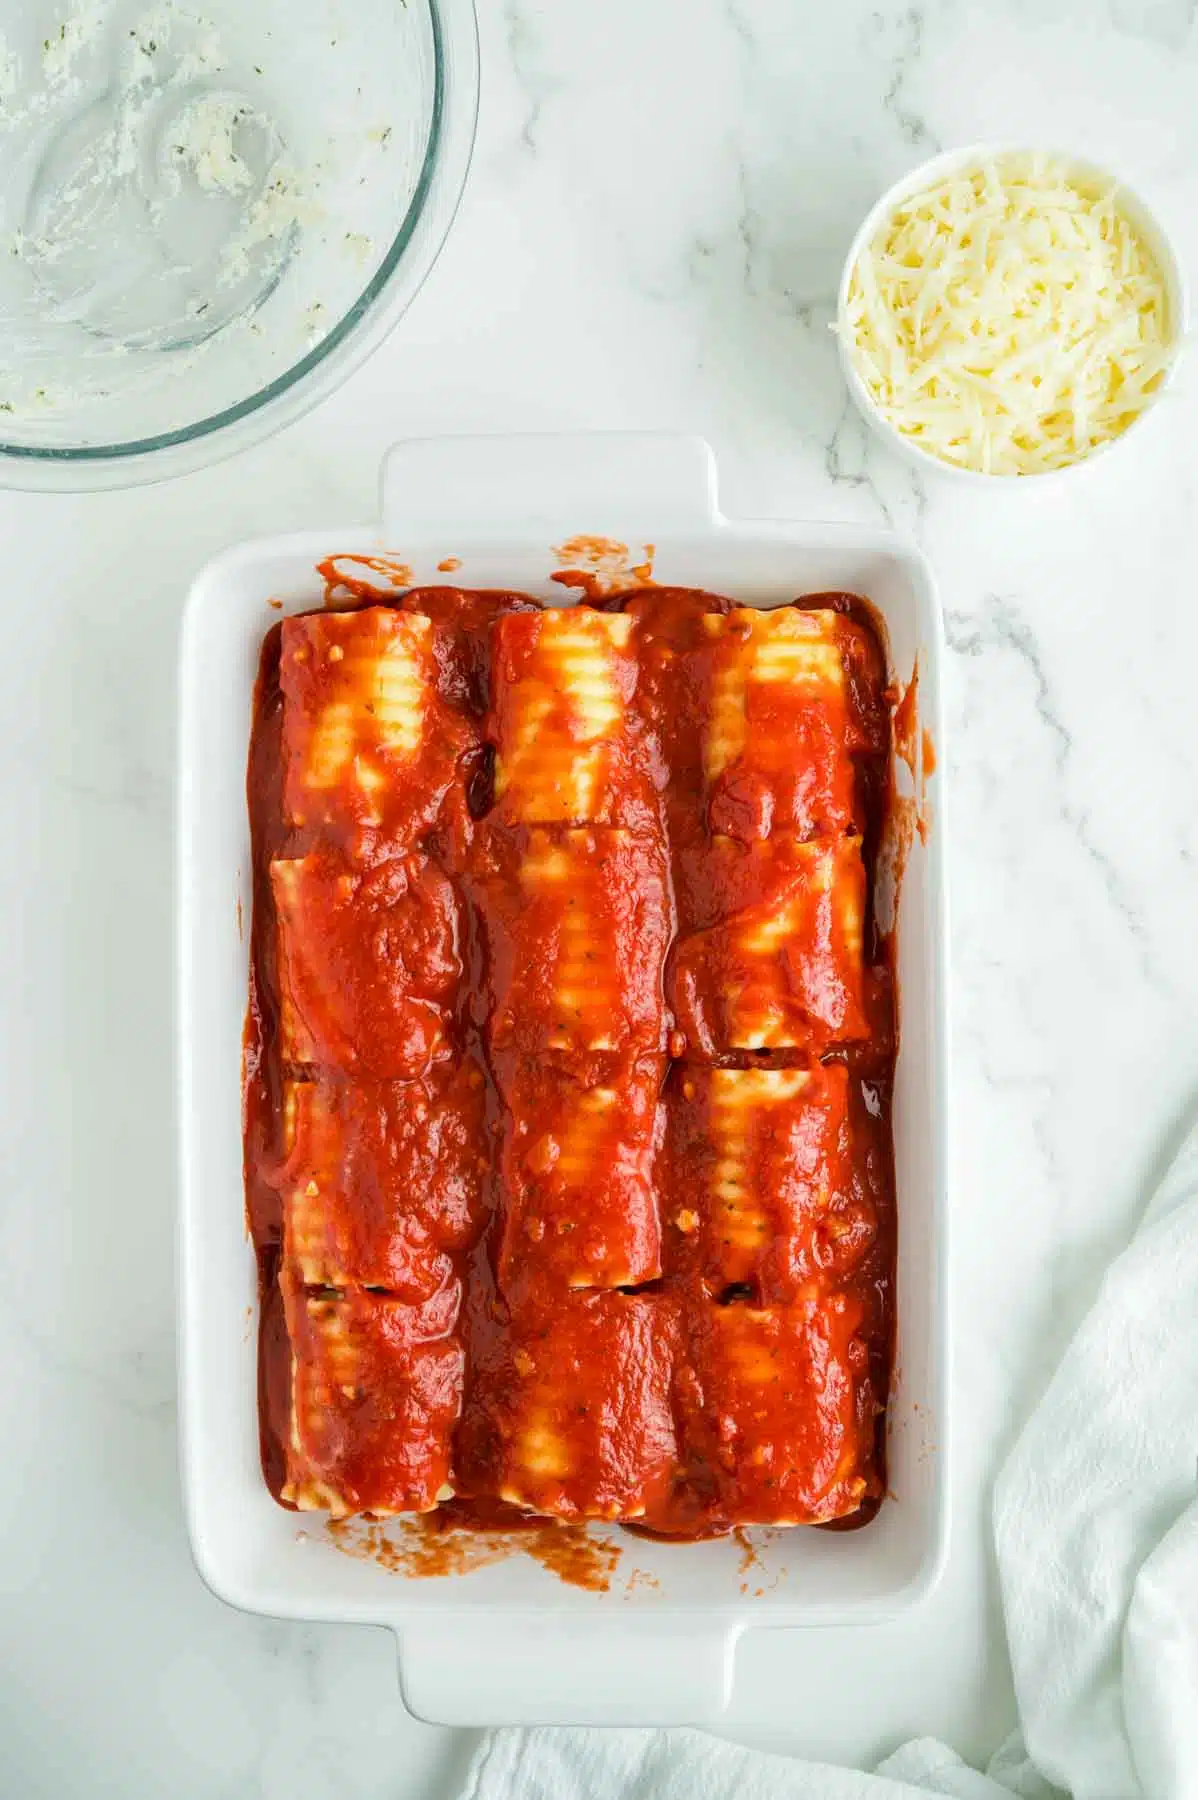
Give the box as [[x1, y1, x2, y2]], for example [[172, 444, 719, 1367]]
[[836, 144, 1190, 485]]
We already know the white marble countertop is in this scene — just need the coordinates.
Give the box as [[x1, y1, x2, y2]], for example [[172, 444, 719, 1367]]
[[3, 0, 1198, 1792]]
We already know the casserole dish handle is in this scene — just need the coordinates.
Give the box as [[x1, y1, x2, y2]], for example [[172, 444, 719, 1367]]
[[397, 1616, 739, 1726], [380, 430, 721, 541]]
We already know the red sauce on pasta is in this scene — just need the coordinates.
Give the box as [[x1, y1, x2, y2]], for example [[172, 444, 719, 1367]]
[[244, 584, 896, 1541]]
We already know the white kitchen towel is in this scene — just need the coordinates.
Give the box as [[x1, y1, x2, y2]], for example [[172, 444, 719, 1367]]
[[460, 1110, 1198, 1800]]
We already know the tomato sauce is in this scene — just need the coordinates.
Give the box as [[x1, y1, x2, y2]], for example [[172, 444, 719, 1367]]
[[244, 583, 897, 1543]]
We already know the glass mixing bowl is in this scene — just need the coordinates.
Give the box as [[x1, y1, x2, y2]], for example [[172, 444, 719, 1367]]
[[0, 0, 478, 488]]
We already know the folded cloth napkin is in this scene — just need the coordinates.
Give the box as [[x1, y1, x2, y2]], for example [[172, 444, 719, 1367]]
[[460, 1113, 1198, 1800]]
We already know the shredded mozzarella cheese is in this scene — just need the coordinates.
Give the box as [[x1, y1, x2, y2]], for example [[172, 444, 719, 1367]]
[[840, 153, 1174, 475]]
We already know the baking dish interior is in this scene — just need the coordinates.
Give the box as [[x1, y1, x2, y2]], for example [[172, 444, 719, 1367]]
[[177, 517, 947, 1634]]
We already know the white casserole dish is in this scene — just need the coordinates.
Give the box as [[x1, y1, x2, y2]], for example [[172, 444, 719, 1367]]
[[176, 432, 948, 1727]]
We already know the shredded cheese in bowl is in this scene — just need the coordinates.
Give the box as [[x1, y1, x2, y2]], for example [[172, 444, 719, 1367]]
[[838, 151, 1181, 476]]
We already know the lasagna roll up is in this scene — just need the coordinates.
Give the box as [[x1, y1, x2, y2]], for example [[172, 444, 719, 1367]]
[[275, 1062, 489, 1302], [281, 1273, 464, 1517], [279, 606, 475, 842], [677, 1293, 880, 1527], [461, 1291, 679, 1521], [663, 1062, 875, 1304], [700, 606, 885, 841], [669, 833, 868, 1056], [488, 608, 654, 828], [496, 1057, 665, 1295], [475, 824, 671, 1073], [270, 849, 462, 1080]]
